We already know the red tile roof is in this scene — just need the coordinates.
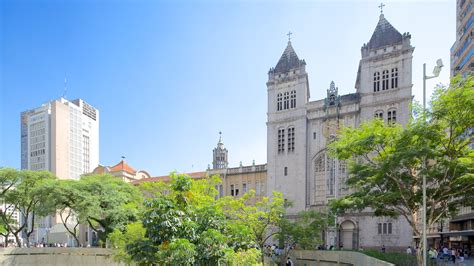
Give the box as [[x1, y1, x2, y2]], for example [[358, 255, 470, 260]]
[[109, 160, 136, 174], [132, 171, 207, 184]]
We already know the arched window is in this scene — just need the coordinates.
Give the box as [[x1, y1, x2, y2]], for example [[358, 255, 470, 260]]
[[391, 68, 398, 89], [283, 92, 290, 110], [374, 110, 384, 119], [277, 93, 282, 111], [287, 127, 295, 152], [373, 72, 380, 92], [278, 128, 285, 153], [382, 70, 389, 90], [313, 151, 349, 200], [290, 90, 296, 108], [387, 109, 397, 124]]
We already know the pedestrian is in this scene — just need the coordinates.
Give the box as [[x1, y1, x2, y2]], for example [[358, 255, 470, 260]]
[[406, 246, 412, 255], [451, 247, 456, 263], [459, 248, 465, 263], [428, 247, 437, 260], [381, 245, 386, 253], [286, 257, 294, 266]]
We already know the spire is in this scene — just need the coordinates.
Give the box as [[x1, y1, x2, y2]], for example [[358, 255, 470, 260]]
[[367, 14, 403, 50], [218, 131, 223, 145], [273, 39, 303, 74]]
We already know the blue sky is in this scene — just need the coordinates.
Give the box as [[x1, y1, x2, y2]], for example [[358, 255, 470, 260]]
[[0, 0, 454, 176]]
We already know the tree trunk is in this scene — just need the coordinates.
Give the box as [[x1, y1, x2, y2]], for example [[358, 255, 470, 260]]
[[3, 235, 8, 247], [25, 233, 30, 247], [14, 233, 21, 247], [416, 245, 423, 266]]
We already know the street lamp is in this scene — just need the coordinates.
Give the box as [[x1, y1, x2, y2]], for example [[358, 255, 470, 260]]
[[422, 59, 443, 266]]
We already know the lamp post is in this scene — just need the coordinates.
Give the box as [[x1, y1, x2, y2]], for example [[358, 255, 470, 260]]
[[422, 59, 443, 266]]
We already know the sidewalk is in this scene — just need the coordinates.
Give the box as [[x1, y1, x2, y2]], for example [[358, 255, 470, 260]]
[[438, 257, 474, 266]]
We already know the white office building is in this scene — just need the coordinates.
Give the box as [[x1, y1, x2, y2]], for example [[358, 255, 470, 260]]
[[20, 98, 99, 244]]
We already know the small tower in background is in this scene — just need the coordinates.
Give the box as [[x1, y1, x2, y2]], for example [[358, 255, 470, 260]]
[[212, 132, 228, 169]]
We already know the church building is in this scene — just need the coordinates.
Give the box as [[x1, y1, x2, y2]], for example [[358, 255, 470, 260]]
[[266, 13, 414, 250]]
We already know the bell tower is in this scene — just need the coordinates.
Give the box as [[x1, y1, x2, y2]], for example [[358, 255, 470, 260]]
[[266, 36, 310, 214], [212, 132, 228, 169]]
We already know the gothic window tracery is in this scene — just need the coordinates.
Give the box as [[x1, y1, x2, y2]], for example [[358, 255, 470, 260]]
[[373, 72, 380, 92], [290, 90, 296, 108], [391, 68, 398, 89], [283, 92, 290, 110], [277, 93, 283, 111], [313, 151, 348, 201], [382, 70, 389, 90]]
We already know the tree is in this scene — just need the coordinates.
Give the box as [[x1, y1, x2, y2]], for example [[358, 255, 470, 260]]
[[0, 168, 21, 246], [2, 170, 56, 247], [0, 168, 20, 197], [219, 190, 286, 264], [77, 174, 144, 246], [275, 210, 326, 265], [109, 221, 148, 264], [118, 173, 261, 265], [42, 179, 85, 246], [328, 75, 474, 264]]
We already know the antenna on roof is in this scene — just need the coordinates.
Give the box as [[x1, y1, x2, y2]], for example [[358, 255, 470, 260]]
[[62, 78, 68, 99]]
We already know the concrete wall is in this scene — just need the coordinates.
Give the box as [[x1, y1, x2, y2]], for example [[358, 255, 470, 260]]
[[290, 250, 394, 266], [0, 248, 122, 266]]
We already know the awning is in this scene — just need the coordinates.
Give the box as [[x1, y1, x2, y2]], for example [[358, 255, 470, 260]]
[[441, 230, 474, 237], [413, 234, 441, 239], [450, 213, 474, 222]]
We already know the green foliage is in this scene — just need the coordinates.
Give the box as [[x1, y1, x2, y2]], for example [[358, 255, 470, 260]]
[[220, 190, 286, 251], [0, 168, 20, 197], [278, 210, 326, 250], [109, 222, 147, 263], [120, 173, 269, 265], [157, 238, 197, 265], [328, 75, 474, 264], [224, 248, 262, 266], [78, 174, 144, 245], [274, 210, 326, 265], [361, 249, 417, 266], [1, 170, 56, 246]]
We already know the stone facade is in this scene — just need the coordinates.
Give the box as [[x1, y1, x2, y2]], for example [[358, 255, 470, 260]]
[[266, 14, 414, 249]]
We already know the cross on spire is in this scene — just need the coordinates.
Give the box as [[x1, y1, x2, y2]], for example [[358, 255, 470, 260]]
[[378, 2, 385, 14], [287, 31, 293, 41]]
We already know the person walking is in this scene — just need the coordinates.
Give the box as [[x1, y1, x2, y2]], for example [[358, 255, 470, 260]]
[[451, 247, 456, 263]]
